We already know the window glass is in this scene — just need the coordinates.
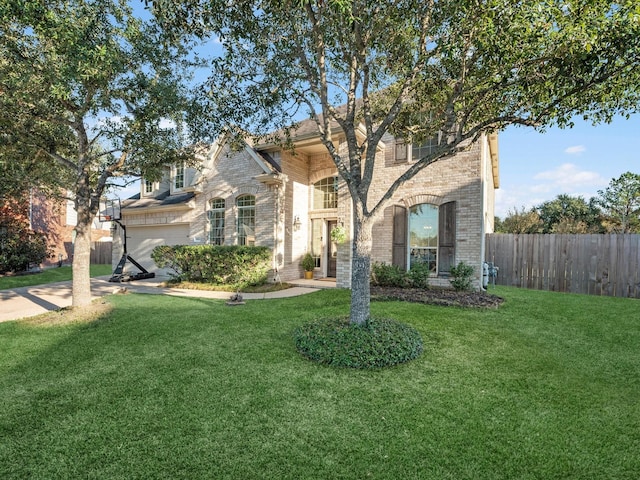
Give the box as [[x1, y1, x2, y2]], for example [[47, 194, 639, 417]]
[[313, 176, 338, 209], [409, 203, 438, 273], [174, 163, 185, 190], [208, 198, 225, 245], [310, 219, 322, 269], [411, 135, 439, 162], [144, 180, 153, 194], [236, 195, 255, 246]]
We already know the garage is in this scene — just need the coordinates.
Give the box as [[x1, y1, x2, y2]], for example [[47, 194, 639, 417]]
[[125, 224, 190, 277]]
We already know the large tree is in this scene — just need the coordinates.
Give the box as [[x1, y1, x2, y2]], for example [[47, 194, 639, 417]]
[[536, 194, 603, 233], [153, 0, 640, 324], [595, 172, 640, 233], [1, 0, 194, 306]]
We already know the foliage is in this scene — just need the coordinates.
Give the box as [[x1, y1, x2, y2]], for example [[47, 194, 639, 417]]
[[300, 252, 316, 271], [0, 199, 50, 273], [370, 261, 431, 289], [495, 206, 543, 233], [151, 245, 272, 288], [152, 0, 640, 325], [330, 225, 347, 244], [293, 316, 423, 369], [0, 226, 49, 274], [595, 171, 640, 233], [370, 262, 409, 288], [0, 0, 196, 306], [449, 261, 475, 291], [536, 194, 602, 233]]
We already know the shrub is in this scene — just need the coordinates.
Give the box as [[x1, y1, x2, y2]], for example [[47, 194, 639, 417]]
[[450, 261, 475, 291], [294, 316, 423, 369], [407, 262, 431, 289], [151, 245, 272, 289], [0, 224, 50, 273], [371, 261, 430, 289], [300, 253, 315, 272], [370, 262, 409, 287]]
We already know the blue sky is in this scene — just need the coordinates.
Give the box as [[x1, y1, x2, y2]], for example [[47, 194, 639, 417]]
[[495, 114, 640, 218]]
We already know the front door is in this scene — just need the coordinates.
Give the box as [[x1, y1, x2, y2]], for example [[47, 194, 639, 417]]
[[327, 220, 337, 278]]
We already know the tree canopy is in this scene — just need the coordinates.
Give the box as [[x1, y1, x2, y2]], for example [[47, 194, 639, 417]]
[[0, 0, 195, 306], [149, 0, 640, 324], [595, 171, 640, 233]]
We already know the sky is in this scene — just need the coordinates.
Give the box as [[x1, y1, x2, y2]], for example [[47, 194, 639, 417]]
[[495, 115, 640, 218]]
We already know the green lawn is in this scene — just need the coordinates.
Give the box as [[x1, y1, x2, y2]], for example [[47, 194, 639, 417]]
[[0, 264, 112, 290], [1, 287, 638, 479]]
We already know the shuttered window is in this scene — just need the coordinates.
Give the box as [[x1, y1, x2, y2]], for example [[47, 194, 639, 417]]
[[392, 201, 456, 274], [438, 201, 456, 274]]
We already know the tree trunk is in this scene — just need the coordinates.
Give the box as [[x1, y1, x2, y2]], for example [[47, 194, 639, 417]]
[[349, 210, 374, 325], [71, 202, 93, 308]]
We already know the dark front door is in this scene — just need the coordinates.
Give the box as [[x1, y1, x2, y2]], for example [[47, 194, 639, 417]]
[[327, 220, 337, 278]]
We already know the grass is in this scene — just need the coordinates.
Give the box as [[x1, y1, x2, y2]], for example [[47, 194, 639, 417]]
[[0, 287, 639, 479], [165, 279, 293, 293], [0, 264, 112, 290]]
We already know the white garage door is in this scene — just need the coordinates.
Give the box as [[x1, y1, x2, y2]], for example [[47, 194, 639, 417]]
[[126, 225, 190, 277]]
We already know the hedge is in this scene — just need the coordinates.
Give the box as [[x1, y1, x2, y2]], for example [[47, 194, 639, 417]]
[[151, 245, 272, 288]]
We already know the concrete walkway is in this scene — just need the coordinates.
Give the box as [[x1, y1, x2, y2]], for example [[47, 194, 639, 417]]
[[0, 276, 336, 323]]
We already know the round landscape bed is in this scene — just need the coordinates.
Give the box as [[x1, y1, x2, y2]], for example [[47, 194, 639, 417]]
[[294, 316, 423, 369]]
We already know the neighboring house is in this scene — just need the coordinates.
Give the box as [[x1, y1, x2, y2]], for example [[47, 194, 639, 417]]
[[114, 121, 499, 288], [1, 189, 111, 268]]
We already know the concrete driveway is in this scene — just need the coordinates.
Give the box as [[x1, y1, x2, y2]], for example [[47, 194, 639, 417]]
[[0, 276, 331, 323]]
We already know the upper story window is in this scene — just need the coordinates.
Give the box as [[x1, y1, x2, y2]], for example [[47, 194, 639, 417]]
[[144, 180, 154, 194], [236, 195, 255, 246], [313, 176, 338, 209], [395, 134, 440, 163], [173, 163, 185, 190], [207, 198, 225, 245]]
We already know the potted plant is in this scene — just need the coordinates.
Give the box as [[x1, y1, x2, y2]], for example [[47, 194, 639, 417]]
[[301, 253, 315, 279]]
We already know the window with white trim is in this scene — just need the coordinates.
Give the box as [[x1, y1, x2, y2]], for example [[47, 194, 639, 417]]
[[173, 163, 185, 190], [144, 179, 154, 194], [313, 176, 338, 209], [207, 198, 225, 245], [236, 195, 255, 246]]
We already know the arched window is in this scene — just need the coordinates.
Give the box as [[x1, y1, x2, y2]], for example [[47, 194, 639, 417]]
[[236, 195, 255, 246], [408, 204, 439, 273], [313, 176, 338, 209], [207, 198, 225, 245]]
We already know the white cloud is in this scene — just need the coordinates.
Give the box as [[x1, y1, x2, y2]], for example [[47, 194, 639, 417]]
[[533, 163, 604, 188], [495, 163, 608, 218], [564, 145, 586, 155]]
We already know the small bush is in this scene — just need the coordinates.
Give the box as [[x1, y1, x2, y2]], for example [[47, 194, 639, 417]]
[[371, 262, 430, 289], [408, 262, 431, 289], [450, 261, 475, 291], [294, 316, 423, 369], [371, 262, 409, 287], [151, 245, 271, 289]]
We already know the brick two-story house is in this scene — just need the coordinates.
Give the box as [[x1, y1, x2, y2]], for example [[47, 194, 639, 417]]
[[113, 120, 499, 289]]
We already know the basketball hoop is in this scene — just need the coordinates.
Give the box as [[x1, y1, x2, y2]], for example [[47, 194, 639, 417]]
[[99, 198, 121, 222]]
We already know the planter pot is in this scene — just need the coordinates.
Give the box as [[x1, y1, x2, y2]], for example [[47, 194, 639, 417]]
[[304, 271, 314, 280]]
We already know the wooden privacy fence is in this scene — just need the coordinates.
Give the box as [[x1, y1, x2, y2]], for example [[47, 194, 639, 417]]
[[91, 241, 112, 265], [485, 234, 640, 298]]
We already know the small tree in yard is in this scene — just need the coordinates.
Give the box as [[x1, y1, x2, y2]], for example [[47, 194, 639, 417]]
[[0, 0, 195, 307], [151, 0, 640, 325]]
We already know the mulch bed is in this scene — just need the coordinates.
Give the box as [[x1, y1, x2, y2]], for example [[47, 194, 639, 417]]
[[371, 286, 504, 308]]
